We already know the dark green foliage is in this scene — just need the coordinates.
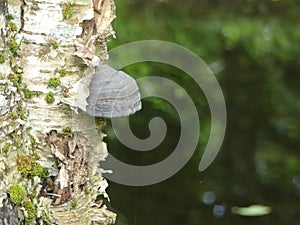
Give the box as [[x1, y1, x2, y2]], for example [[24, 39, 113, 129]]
[[107, 1, 300, 225]]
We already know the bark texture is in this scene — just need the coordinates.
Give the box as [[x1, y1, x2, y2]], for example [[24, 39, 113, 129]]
[[0, 0, 116, 224]]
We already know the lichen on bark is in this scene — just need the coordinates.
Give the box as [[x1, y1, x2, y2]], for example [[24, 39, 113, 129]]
[[0, 0, 117, 224]]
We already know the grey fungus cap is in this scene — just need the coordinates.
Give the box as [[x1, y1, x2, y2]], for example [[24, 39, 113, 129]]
[[86, 64, 142, 118]]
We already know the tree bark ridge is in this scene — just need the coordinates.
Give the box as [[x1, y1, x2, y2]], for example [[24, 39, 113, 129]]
[[0, 0, 117, 224]]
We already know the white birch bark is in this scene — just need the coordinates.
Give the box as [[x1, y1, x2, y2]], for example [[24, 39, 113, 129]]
[[0, 0, 117, 224]]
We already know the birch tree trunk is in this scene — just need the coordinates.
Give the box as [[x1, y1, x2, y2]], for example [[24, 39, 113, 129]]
[[0, 0, 116, 224]]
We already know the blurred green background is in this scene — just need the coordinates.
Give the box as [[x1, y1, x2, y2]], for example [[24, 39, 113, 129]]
[[104, 0, 300, 224]]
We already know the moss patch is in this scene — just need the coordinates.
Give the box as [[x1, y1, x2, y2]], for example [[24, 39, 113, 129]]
[[0, 53, 5, 63], [23, 200, 37, 224], [8, 73, 22, 86], [2, 143, 10, 153], [16, 154, 48, 178], [11, 111, 18, 119], [63, 126, 72, 133], [71, 199, 77, 208], [59, 68, 67, 77], [62, 3, 74, 20], [8, 22, 18, 32], [59, 67, 74, 77], [9, 40, 19, 55], [23, 87, 33, 99], [51, 41, 59, 49], [48, 77, 61, 88], [45, 92, 55, 104], [8, 14, 14, 20], [9, 184, 26, 205]]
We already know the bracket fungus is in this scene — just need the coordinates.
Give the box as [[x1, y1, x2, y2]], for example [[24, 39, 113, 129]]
[[85, 64, 142, 118]]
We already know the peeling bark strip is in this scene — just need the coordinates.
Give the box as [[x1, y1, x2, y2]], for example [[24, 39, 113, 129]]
[[0, 0, 116, 224]]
